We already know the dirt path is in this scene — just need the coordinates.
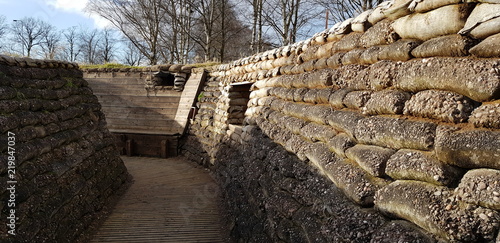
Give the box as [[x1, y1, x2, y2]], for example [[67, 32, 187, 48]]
[[90, 156, 228, 243]]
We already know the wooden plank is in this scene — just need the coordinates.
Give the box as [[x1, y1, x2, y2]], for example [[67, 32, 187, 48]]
[[86, 77, 145, 85], [126, 139, 133, 156], [108, 125, 178, 134], [161, 140, 168, 158], [105, 118, 173, 128], [95, 96, 181, 106], [92, 88, 181, 97], [173, 70, 207, 134], [109, 129, 175, 135], [101, 106, 177, 116], [102, 112, 177, 121]]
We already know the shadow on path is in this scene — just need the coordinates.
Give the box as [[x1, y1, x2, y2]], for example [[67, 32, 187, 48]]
[[90, 156, 228, 243]]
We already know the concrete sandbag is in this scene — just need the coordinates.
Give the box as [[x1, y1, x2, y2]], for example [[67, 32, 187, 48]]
[[331, 18, 354, 35], [324, 157, 389, 206], [301, 60, 316, 72], [316, 88, 334, 104], [282, 115, 308, 134], [469, 101, 500, 128], [353, 61, 400, 90], [293, 87, 309, 102], [465, 0, 500, 3], [300, 122, 337, 142], [469, 32, 500, 57], [459, 3, 500, 39], [368, 1, 393, 24], [326, 52, 345, 69], [341, 49, 365, 65], [346, 144, 395, 177], [315, 42, 335, 59], [329, 88, 353, 109], [343, 90, 373, 110], [403, 90, 476, 123], [351, 10, 373, 32], [360, 19, 399, 48], [355, 116, 437, 150], [456, 169, 500, 210], [410, 34, 476, 57], [359, 46, 382, 65], [385, 149, 463, 186], [326, 110, 365, 138], [303, 89, 319, 104], [384, 0, 413, 20], [304, 105, 333, 125], [378, 39, 422, 61], [435, 126, 500, 169], [332, 32, 363, 52], [313, 58, 328, 70], [363, 90, 411, 115], [375, 180, 500, 242], [413, 0, 461, 13], [392, 4, 472, 41], [470, 17, 500, 39], [394, 57, 500, 102], [327, 133, 356, 157]]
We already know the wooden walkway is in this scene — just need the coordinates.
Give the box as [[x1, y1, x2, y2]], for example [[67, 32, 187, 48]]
[[90, 156, 228, 243]]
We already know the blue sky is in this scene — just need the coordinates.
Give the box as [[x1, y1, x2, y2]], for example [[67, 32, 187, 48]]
[[0, 0, 109, 30]]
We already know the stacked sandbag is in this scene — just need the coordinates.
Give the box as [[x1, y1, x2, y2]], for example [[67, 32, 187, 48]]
[[392, 4, 473, 41], [174, 72, 188, 91], [183, 0, 500, 241], [462, 3, 500, 57]]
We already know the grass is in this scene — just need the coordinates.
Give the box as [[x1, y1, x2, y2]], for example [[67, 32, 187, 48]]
[[197, 92, 205, 101], [79, 62, 221, 70], [79, 63, 144, 70], [186, 62, 220, 68]]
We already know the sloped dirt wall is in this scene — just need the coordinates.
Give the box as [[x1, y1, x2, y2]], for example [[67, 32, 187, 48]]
[[0, 56, 129, 242]]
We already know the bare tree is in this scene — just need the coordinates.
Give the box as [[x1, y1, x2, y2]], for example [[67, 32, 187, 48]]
[[79, 27, 101, 64], [100, 28, 118, 63], [86, 0, 165, 65], [262, 0, 318, 46], [41, 25, 60, 59], [122, 39, 144, 66], [10, 17, 52, 57], [0, 15, 7, 49], [159, 0, 195, 63], [58, 26, 81, 62], [316, 0, 384, 23], [250, 0, 264, 53], [0, 16, 5, 35], [190, 0, 220, 62]]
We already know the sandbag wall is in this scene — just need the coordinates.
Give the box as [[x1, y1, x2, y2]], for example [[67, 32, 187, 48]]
[[183, 75, 230, 166], [0, 56, 130, 242], [184, 0, 500, 242]]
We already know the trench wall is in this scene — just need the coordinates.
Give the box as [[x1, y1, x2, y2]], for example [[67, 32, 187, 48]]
[[183, 1, 500, 242], [83, 65, 197, 157], [0, 56, 129, 242]]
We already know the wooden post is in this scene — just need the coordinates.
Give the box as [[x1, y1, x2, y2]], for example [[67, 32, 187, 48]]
[[161, 140, 169, 158], [126, 139, 133, 157], [326, 9, 329, 30]]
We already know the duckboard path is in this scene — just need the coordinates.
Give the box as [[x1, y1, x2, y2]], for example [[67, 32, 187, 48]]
[[90, 156, 229, 243]]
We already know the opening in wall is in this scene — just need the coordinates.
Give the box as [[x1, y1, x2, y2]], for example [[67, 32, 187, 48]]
[[153, 71, 175, 87], [228, 82, 252, 125]]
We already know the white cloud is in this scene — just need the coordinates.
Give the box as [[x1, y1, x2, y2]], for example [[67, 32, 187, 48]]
[[47, 0, 111, 28], [48, 0, 88, 13]]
